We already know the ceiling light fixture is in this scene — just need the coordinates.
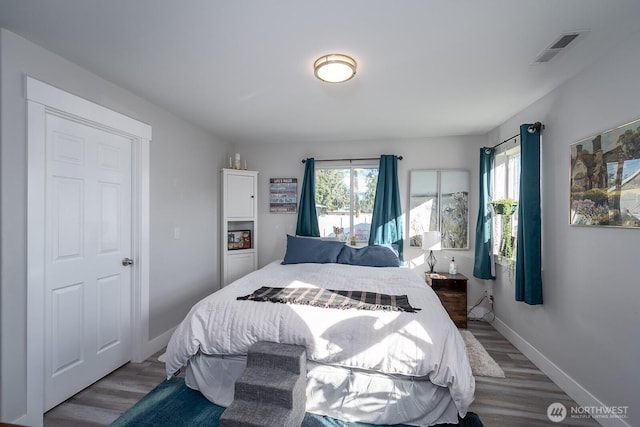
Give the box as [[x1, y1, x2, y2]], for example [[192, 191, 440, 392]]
[[314, 54, 357, 83]]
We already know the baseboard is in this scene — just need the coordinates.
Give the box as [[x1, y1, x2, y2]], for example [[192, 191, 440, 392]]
[[491, 317, 630, 427], [140, 326, 176, 362], [10, 414, 28, 426]]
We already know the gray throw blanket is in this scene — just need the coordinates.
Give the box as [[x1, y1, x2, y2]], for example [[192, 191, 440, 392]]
[[237, 286, 420, 313]]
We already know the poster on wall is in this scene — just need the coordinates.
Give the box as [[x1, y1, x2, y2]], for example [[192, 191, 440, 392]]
[[270, 178, 297, 213], [570, 117, 640, 228]]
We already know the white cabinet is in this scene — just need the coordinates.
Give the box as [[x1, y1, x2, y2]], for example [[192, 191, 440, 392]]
[[226, 173, 256, 218], [226, 251, 256, 285], [221, 169, 258, 286]]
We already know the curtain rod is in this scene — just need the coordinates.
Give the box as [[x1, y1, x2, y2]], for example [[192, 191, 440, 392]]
[[301, 155, 403, 164], [488, 133, 520, 151], [485, 122, 544, 151]]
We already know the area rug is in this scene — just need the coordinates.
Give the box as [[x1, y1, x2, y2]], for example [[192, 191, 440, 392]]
[[460, 330, 505, 378], [110, 376, 483, 427]]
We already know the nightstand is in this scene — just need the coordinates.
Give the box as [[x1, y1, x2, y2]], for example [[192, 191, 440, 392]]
[[425, 272, 468, 328]]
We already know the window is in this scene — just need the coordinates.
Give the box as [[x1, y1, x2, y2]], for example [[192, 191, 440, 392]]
[[315, 165, 378, 243], [491, 141, 521, 262]]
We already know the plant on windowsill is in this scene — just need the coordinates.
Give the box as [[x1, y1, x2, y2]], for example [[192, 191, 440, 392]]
[[490, 198, 517, 276]]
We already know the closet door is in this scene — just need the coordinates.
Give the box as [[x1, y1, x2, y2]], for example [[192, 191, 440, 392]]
[[44, 114, 133, 411]]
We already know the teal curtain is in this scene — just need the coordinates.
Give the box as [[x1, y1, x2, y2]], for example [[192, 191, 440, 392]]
[[515, 124, 543, 305], [473, 148, 496, 280], [368, 155, 404, 261], [295, 158, 320, 237]]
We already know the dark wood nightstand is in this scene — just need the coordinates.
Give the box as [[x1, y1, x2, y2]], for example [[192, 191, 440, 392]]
[[425, 272, 468, 328]]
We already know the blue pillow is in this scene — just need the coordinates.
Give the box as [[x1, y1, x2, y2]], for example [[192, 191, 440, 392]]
[[337, 244, 400, 267], [281, 235, 345, 265]]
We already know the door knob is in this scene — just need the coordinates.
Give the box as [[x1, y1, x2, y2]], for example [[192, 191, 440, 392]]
[[122, 257, 134, 266]]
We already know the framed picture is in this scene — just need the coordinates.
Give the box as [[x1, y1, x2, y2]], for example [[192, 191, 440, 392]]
[[227, 230, 251, 250], [570, 118, 640, 228], [409, 169, 469, 248], [270, 178, 297, 213]]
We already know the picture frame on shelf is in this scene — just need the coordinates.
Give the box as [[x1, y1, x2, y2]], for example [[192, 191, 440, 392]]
[[227, 230, 251, 250]]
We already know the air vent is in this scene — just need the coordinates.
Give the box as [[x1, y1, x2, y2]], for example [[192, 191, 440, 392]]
[[532, 31, 585, 64], [549, 33, 580, 49]]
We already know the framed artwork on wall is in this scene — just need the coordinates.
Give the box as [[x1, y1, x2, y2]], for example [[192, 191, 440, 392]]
[[570, 118, 640, 228], [409, 169, 469, 249], [269, 178, 297, 213]]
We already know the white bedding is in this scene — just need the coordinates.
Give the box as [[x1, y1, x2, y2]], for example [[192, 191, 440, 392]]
[[165, 261, 475, 421]]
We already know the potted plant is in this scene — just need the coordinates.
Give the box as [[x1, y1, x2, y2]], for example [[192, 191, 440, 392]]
[[490, 198, 518, 274], [490, 198, 518, 216]]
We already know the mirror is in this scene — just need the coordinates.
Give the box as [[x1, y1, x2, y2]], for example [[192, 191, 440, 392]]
[[409, 169, 469, 249]]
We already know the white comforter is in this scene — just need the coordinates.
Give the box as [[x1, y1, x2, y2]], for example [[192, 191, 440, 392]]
[[165, 261, 475, 416]]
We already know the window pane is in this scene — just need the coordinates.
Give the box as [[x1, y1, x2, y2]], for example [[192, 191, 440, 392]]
[[492, 146, 521, 260], [315, 167, 378, 243], [353, 168, 378, 242], [493, 154, 507, 200], [316, 168, 350, 239], [508, 152, 521, 200]]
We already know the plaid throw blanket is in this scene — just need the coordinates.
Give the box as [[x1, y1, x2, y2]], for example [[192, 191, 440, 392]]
[[237, 286, 420, 313]]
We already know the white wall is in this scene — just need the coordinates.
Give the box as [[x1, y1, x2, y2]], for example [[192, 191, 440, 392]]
[[233, 135, 487, 304], [0, 29, 229, 422], [486, 31, 640, 426]]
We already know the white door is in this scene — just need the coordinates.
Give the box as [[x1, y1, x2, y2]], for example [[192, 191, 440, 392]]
[[44, 113, 132, 411]]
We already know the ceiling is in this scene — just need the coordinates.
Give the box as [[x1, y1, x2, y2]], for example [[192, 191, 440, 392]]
[[1, 0, 639, 145]]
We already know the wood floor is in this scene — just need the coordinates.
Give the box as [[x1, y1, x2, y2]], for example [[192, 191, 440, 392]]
[[43, 320, 597, 426], [466, 321, 597, 426]]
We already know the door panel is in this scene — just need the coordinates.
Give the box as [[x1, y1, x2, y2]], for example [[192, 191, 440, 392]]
[[52, 177, 84, 260], [52, 130, 84, 165], [98, 183, 121, 253], [51, 283, 84, 375], [44, 113, 132, 411], [97, 274, 122, 353]]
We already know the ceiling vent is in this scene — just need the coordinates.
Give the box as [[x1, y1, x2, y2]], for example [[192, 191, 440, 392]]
[[532, 31, 585, 64]]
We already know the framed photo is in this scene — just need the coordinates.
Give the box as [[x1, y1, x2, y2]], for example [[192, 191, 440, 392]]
[[270, 178, 297, 213], [570, 118, 640, 228], [227, 230, 251, 250]]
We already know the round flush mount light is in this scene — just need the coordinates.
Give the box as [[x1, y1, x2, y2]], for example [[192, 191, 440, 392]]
[[314, 54, 357, 83]]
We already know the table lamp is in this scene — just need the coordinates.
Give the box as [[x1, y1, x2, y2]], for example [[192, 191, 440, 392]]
[[422, 231, 442, 273]]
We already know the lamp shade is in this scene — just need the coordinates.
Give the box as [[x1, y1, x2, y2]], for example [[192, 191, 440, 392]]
[[314, 54, 357, 83], [422, 231, 442, 251]]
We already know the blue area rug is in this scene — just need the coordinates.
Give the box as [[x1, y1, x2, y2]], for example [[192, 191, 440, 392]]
[[111, 376, 482, 427]]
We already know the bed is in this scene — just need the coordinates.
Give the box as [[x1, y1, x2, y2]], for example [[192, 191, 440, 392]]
[[164, 239, 475, 426]]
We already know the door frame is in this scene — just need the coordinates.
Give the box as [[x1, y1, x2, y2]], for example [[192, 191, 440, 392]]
[[25, 77, 151, 426]]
